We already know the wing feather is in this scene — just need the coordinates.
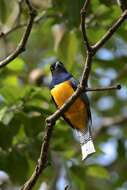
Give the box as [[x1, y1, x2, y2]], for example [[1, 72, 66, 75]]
[[69, 77, 92, 125]]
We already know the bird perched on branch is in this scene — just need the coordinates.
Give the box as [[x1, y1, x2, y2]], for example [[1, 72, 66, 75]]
[[49, 61, 95, 160]]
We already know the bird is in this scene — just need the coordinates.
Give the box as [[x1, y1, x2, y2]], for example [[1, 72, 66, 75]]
[[49, 61, 95, 160]]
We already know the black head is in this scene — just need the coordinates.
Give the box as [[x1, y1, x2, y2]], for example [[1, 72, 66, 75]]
[[49, 61, 72, 88], [50, 61, 67, 74]]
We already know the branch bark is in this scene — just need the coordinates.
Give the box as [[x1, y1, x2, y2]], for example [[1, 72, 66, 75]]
[[21, 124, 53, 190], [80, 0, 91, 51], [0, 13, 61, 39], [15, 0, 24, 24], [86, 84, 121, 92], [0, 0, 37, 68]]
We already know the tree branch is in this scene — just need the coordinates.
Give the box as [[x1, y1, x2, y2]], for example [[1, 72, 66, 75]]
[[15, 0, 24, 24], [0, 12, 61, 39], [80, 52, 93, 87], [20, 2, 127, 190], [46, 87, 83, 125], [0, 0, 37, 69], [92, 10, 127, 53], [80, 0, 91, 51], [20, 124, 54, 190], [86, 84, 121, 92]]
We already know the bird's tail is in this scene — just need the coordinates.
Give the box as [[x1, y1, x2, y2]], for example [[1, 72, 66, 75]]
[[76, 128, 95, 160]]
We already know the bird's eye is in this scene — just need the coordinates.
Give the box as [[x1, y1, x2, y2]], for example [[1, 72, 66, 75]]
[[57, 63, 61, 67], [50, 61, 63, 72], [50, 64, 55, 71]]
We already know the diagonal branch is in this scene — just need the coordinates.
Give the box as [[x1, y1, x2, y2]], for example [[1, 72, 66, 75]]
[[20, 124, 54, 190], [25, 0, 34, 12], [0, 12, 59, 39], [0, 0, 37, 69], [92, 10, 127, 53]]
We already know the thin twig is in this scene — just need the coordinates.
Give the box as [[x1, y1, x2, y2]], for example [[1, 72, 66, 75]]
[[80, 0, 91, 51], [86, 84, 121, 92], [0, 0, 37, 68], [25, 0, 34, 12], [15, 0, 24, 24], [80, 52, 93, 87], [46, 84, 121, 125], [0, 12, 60, 39]]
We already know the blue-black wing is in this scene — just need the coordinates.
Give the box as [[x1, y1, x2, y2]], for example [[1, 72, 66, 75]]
[[69, 77, 92, 124], [70, 77, 95, 159]]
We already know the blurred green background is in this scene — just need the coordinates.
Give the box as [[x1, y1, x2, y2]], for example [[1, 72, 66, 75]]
[[0, 0, 127, 189]]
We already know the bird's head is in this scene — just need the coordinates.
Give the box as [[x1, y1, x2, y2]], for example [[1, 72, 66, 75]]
[[50, 61, 67, 75], [50, 61, 72, 87]]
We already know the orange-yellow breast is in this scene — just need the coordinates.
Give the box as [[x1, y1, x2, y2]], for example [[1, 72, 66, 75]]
[[51, 81, 88, 130]]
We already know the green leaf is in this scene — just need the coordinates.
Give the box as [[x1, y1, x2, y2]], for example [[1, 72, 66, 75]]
[[0, 122, 13, 149], [66, 0, 84, 28], [58, 30, 79, 70], [87, 28, 106, 43], [7, 149, 29, 184], [7, 58, 25, 72], [0, 0, 7, 23], [3, 76, 19, 86], [86, 165, 110, 180], [23, 115, 43, 137], [2, 110, 14, 125], [26, 137, 42, 161], [99, 0, 115, 6], [0, 150, 8, 171], [8, 113, 21, 137], [63, 149, 75, 159], [70, 165, 86, 190], [0, 86, 24, 105], [0, 107, 7, 121]]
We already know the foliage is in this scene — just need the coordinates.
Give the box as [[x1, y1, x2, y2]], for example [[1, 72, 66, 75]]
[[0, 0, 127, 190]]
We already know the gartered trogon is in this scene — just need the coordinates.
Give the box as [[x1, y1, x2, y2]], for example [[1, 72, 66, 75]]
[[49, 61, 95, 160]]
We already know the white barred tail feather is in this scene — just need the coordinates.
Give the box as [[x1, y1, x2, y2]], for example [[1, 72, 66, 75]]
[[75, 128, 95, 160], [81, 139, 95, 160]]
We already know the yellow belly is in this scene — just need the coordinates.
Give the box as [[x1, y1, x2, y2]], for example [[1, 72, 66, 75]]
[[51, 81, 88, 130]]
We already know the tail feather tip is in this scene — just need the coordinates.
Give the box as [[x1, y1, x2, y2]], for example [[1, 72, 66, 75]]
[[81, 140, 95, 160]]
